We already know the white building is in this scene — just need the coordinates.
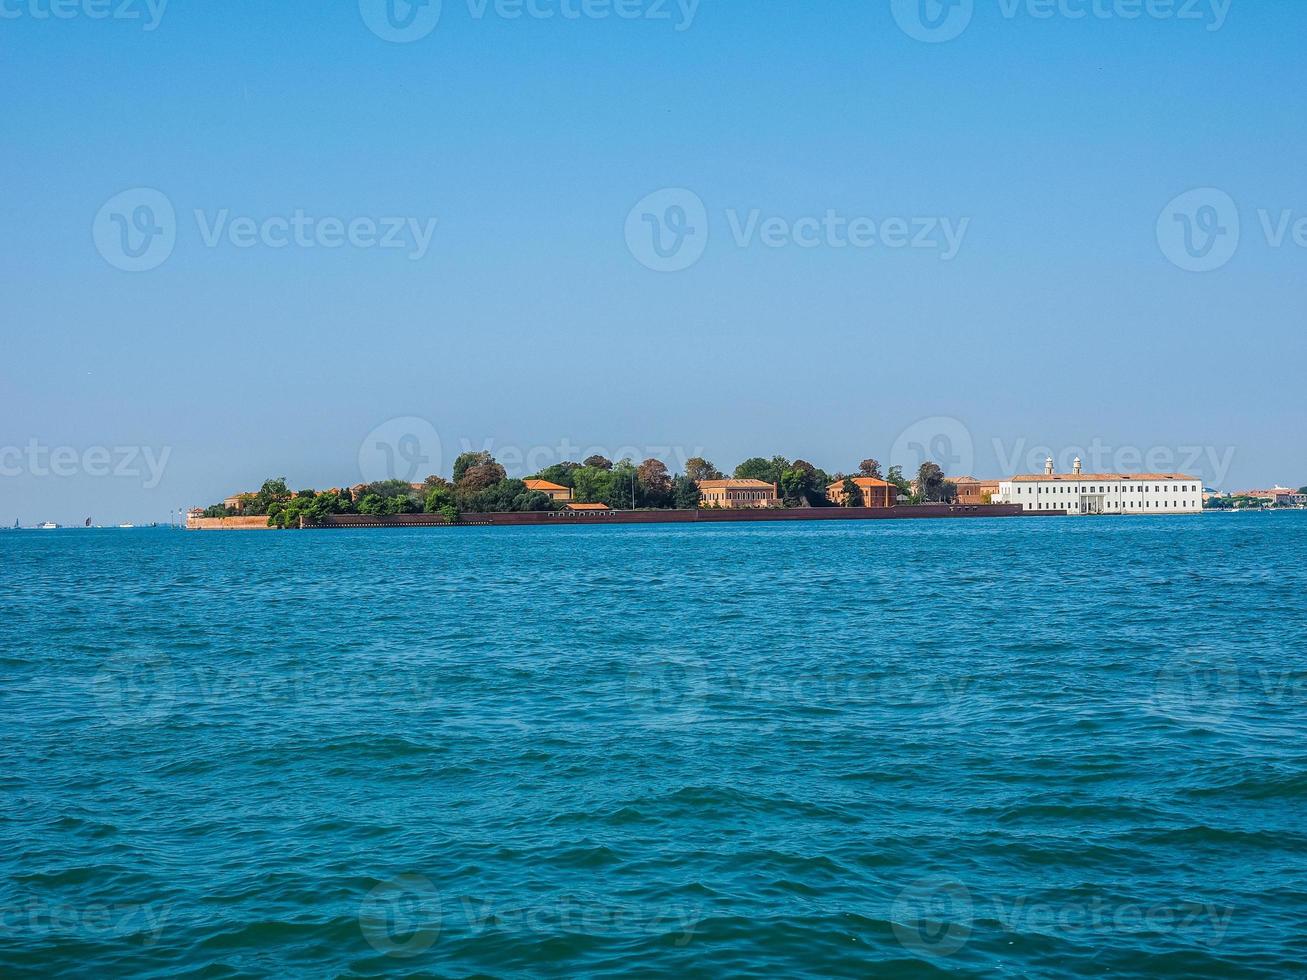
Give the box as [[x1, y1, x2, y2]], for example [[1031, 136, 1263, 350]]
[[997, 458, 1203, 516]]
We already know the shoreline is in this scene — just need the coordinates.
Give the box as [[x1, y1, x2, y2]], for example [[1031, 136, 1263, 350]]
[[302, 503, 1058, 530]]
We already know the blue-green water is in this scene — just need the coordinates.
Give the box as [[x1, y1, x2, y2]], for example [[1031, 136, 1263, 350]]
[[2, 515, 1305, 977]]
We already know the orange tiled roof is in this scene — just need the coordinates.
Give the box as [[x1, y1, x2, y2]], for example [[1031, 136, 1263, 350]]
[[698, 479, 775, 489], [525, 479, 568, 492], [828, 477, 893, 489], [566, 502, 611, 510], [1010, 473, 1196, 483]]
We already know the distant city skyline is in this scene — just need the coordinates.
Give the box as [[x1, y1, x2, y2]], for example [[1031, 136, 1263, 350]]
[[2, 2, 1304, 523]]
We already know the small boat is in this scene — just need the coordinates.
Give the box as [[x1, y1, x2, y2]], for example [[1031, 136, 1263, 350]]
[[118, 523, 135, 529], [39, 522, 59, 530]]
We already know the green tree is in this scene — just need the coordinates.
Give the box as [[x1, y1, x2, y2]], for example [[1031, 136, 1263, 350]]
[[607, 462, 641, 510], [685, 457, 723, 482], [733, 456, 791, 486], [245, 477, 291, 516], [734, 457, 774, 482], [859, 459, 882, 478], [452, 451, 494, 484], [673, 474, 701, 509], [533, 462, 580, 488], [572, 466, 615, 504], [885, 465, 912, 502], [424, 484, 455, 514], [583, 454, 613, 470], [779, 460, 824, 507], [916, 463, 957, 503], [840, 477, 862, 507]]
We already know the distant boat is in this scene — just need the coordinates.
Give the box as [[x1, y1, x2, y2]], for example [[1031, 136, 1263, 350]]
[[118, 523, 135, 529], [39, 522, 58, 530], [85, 518, 92, 528]]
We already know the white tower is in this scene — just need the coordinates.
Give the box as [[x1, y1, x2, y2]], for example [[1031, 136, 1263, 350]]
[[1044, 456, 1055, 476]]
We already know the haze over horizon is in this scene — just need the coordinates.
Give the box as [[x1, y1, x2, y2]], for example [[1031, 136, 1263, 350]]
[[3, 0, 1304, 523]]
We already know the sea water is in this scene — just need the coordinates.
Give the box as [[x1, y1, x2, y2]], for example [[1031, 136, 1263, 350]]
[[2, 515, 1304, 976]]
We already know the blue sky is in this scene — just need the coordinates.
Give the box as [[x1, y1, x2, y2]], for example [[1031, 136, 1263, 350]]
[[1, 0, 1304, 522]]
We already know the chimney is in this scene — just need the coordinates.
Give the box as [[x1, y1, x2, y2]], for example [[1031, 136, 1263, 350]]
[[1073, 457, 1082, 475], [1044, 457, 1054, 477]]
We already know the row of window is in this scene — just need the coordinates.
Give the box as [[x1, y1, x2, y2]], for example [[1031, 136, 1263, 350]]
[[1015, 484, 1197, 494], [1024, 500, 1198, 511]]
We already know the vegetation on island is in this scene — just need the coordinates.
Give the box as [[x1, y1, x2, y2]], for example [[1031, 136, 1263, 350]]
[[198, 453, 965, 528]]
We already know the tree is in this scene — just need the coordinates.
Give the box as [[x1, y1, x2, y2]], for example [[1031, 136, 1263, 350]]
[[533, 462, 580, 488], [583, 454, 613, 471], [859, 459, 883, 478], [245, 477, 291, 516], [513, 490, 552, 512], [840, 477, 862, 507], [885, 465, 912, 502], [1299, 486, 1307, 495], [734, 456, 791, 486], [424, 484, 455, 514], [635, 459, 672, 508], [607, 462, 641, 510], [452, 451, 494, 484], [458, 461, 507, 492], [685, 457, 723, 482], [915, 463, 956, 503], [572, 466, 615, 504], [673, 474, 701, 509], [734, 457, 773, 482], [637, 459, 671, 494], [778, 460, 824, 507]]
